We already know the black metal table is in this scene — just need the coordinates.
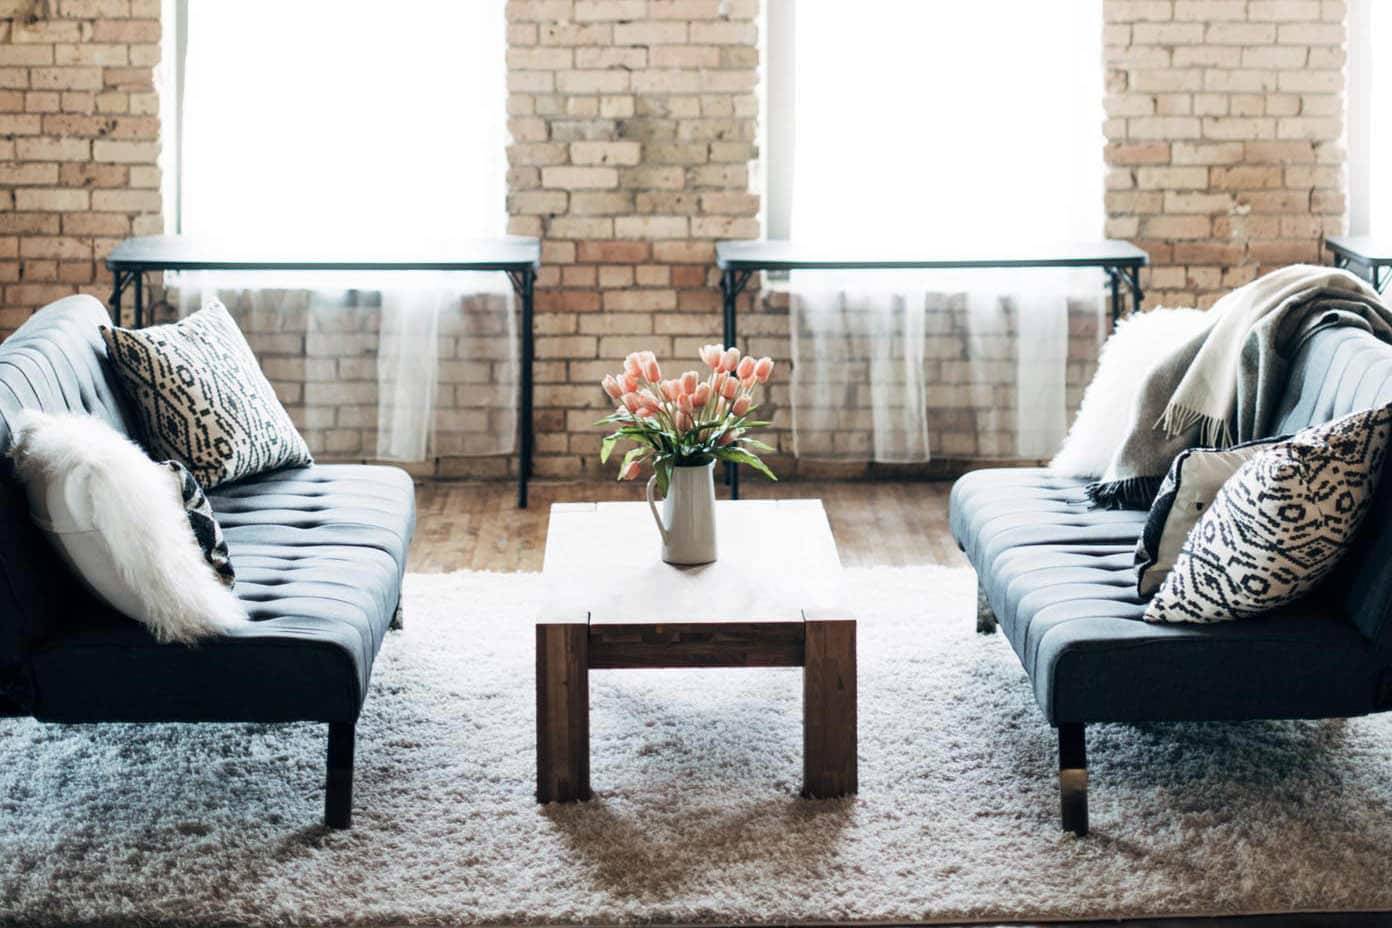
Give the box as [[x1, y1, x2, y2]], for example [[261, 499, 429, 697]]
[[1325, 236, 1392, 292], [106, 235, 543, 507], [714, 239, 1150, 499]]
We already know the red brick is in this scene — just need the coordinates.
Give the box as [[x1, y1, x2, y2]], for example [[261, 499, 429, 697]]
[[575, 240, 651, 264]]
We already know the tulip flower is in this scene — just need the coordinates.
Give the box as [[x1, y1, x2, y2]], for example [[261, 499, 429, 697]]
[[596, 345, 775, 485]]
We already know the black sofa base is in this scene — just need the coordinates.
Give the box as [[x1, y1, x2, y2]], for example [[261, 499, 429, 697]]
[[326, 721, 356, 829], [1058, 723, 1088, 836]]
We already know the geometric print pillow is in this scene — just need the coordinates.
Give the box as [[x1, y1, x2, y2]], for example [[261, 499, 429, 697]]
[[101, 300, 312, 489], [1145, 401, 1392, 624], [162, 460, 235, 587]]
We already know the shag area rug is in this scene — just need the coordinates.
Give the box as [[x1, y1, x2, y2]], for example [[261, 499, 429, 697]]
[[4, 566, 1392, 926]]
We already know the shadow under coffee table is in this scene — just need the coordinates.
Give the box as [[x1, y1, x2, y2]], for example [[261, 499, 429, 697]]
[[535, 498, 857, 803]]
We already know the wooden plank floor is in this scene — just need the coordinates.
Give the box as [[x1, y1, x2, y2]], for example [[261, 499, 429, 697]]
[[408, 478, 966, 572], [406, 478, 1383, 928]]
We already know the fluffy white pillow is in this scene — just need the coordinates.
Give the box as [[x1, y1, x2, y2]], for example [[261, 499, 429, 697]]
[[1050, 307, 1211, 478], [8, 410, 246, 643]]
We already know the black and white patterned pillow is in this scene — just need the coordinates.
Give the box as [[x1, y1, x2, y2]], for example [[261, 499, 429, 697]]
[[1135, 436, 1284, 597], [1145, 402, 1392, 624], [162, 460, 234, 587], [101, 300, 312, 489]]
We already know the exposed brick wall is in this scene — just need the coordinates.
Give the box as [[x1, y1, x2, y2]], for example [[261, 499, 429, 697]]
[[1103, 0, 1346, 308], [0, 0, 162, 334], [505, 0, 761, 479]]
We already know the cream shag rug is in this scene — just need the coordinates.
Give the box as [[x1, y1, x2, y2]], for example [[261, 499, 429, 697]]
[[4, 566, 1392, 926]]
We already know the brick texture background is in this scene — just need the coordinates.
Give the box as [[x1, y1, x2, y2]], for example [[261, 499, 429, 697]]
[[0, 0, 1355, 479], [1104, 0, 1346, 308], [505, 0, 763, 479], [0, 0, 161, 333]]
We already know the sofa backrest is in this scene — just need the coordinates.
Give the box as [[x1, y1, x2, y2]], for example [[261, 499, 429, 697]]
[[1273, 324, 1392, 647], [0, 295, 136, 700]]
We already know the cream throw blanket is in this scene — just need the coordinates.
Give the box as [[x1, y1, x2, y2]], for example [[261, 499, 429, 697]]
[[1087, 264, 1392, 509]]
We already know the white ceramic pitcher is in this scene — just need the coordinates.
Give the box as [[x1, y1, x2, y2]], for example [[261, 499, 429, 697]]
[[645, 460, 718, 565]]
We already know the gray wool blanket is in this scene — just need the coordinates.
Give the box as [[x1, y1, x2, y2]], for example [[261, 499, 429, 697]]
[[1087, 264, 1392, 509]]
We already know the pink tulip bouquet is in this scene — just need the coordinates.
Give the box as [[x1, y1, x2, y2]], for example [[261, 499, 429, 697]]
[[599, 344, 776, 493]]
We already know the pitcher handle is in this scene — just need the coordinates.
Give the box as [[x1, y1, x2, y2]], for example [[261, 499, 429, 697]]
[[646, 474, 670, 546]]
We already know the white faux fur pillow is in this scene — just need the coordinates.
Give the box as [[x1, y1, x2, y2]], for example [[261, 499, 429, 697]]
[[1050, 307, 1212, 478], [8, 410, 246, 644]]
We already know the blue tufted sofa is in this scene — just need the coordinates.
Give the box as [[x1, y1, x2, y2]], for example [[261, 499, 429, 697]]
[[0, 295, 416, 829], [950, 323, 1392, 836]]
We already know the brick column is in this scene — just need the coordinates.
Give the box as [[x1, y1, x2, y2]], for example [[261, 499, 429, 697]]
[[1103, 0, 1346, 308], [0, 0, 162, 335], [506, 0, 760, 479]]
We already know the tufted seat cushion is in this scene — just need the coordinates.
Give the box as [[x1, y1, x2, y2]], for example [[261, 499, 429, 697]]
[[26, 463, 415, 725], [950, 466, 1392, 726]]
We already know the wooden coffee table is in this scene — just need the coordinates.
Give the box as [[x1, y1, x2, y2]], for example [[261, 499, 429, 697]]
[[536, 498, 857, 803]]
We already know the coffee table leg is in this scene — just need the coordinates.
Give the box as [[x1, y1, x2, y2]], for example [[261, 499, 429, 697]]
[[802, 619, 857, 798], [536, 622, 591, 803]]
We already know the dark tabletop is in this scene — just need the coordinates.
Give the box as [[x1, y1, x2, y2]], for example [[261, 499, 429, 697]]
[[1325, 235, 1392, 263], [715, 239, 1148, 271], [106, 235, 542, 272]]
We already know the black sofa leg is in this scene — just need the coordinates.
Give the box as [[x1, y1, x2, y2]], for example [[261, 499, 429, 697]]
[[325, 721, 356, 829], [976, 580, 998, 634], [389, 601, 404, 631], [1058, 722, 1088, 836]]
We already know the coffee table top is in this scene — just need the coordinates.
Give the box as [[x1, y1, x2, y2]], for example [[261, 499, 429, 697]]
[[541, 499, 848, 624]]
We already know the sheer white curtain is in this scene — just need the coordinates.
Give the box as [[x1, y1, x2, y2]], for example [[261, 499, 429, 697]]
[[175, 0, 511, 462], [786, 1, 1104, 462]]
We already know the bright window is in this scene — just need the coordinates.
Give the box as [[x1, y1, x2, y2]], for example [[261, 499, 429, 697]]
[[766, 0, 1104, 247], [177, 0, 507, 249], [1353, 0, 1390, 236]]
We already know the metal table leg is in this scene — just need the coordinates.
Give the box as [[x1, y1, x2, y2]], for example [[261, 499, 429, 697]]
[[512, 268, 536, 509], [133, 271, 144, 328], [1107, 268, 1121, 329], [109, 270, 127, 326], [720, 268, 751, 500]]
